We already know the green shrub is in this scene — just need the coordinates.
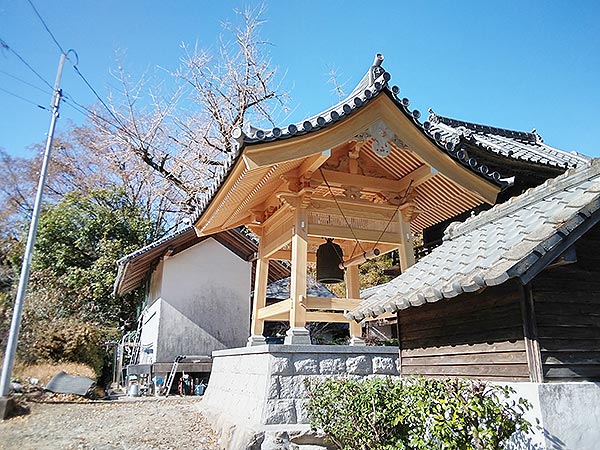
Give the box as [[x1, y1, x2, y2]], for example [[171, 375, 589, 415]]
[[305, 376, 532, 450]]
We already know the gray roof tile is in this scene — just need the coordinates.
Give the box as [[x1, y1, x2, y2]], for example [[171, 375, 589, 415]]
[[347, 159, 600, 321], [427, 112, 591, 169]]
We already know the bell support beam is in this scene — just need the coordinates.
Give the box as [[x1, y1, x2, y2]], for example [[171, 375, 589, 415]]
[[257, 299, 292, 320], [248, 228, 270, 346], [313, 165, 434, 196], [309, 197, 400, 220], [346, 265, 365, 345], [285, 207, 311, 345], [308, 224, 401, 246], [269, 250, 317, 263], [300, 296, 362, 311], [305, 311, 352, 323]]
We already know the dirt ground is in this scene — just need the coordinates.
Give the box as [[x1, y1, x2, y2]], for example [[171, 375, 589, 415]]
[[0, 395, 221, 450]]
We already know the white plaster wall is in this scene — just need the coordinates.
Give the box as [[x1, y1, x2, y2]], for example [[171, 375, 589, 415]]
[[137, 299, 161, 365], [502, 382, 600, 450], [538, 382, 600, 450], [156, 238, 251, 362]]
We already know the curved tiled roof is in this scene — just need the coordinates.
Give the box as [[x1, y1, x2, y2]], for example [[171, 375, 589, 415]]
[[192, 53, 519, 224], [428, 112, 591, 170], [347, 158, 600, 321]]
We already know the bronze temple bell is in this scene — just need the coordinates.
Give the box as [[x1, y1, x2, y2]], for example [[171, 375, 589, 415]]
[[316, 238, 344, 283]]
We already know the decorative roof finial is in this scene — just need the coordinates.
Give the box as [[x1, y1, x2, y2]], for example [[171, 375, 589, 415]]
[[370, 53, 385, 85], [428, 108, 439, 123], [531, 128, 544, 143]]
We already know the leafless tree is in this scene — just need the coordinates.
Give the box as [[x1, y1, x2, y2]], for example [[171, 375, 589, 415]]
[[80, 5, 288, 233]]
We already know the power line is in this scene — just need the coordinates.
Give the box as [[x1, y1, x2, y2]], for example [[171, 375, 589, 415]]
[[26, 0, 65, 54], [0, 86, 48, 110], [0, 69, 52, 95], [71, 64, 128, 131], [0, 37, 53, 90]]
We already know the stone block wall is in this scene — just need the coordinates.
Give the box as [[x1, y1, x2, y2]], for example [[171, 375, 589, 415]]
[[200, 345, 400, 450]]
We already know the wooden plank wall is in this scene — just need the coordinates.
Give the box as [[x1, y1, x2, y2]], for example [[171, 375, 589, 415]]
[[398, 281, 530, 381], [532, 224, 600, 381]]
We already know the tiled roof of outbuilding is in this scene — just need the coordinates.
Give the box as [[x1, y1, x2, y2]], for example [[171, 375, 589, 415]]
[[428, 112, 591, 169], [347, 158, 600, 321]]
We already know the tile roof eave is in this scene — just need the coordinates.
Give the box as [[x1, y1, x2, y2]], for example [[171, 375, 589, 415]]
[[190, 59, 512, 227], [346, 160, 600, 321], [429, 112, 592, 170]]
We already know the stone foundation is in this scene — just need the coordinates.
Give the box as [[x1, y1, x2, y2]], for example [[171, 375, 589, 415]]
[[199, 344, 399, 450]]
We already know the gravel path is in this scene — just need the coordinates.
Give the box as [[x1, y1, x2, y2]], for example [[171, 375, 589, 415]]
[[0, 396, 221, 450]]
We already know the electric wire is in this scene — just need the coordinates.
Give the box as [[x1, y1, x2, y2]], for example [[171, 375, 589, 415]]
[[372, 179, 413, 249], [0, 37, 53, 90], [0, 70, 52, 95], [0, 86, 48, 110], [26, 0, 65, 54], [71, 64, 129, 131], [318, 167, 366, 254]]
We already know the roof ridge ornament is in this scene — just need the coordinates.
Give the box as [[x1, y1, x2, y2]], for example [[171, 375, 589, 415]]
[[369, 53, 385, 85]]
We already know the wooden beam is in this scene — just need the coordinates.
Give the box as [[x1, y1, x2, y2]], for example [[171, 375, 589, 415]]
[[309, 197, 400, 221], [398, 216, 415, 271], [308, 223, 401, 245], [298, 150, 331, 175], [397, 311, 403, 374], [300, 296, 362, 311], [519, 283, 544, 383], [260, 213, 294, 258], [314, 165, 433, 195], [250, 255, 269, 336], [305, 311, 351, 323], [269, 250, 316, 263], [257, 299, 291, 320], [264, 312, 290, 321], [289, 209, 308, 328], [346, 265, 363, 341], [376, 96, 499, 204]]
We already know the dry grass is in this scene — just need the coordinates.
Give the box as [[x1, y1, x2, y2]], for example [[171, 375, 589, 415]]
[[13, 361, 96, 385]]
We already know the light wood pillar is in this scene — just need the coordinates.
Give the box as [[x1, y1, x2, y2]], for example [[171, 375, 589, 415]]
[[346, 265, 365, 346], [285, 208, 311, 345], [247, 247, 269, 346], [398, 208, 416, 271]]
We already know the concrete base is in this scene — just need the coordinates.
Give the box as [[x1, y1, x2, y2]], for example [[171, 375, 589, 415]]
[[199, 344, 399, 450], [283, 327, 311, 345], [0, 397, 16, 420], [247, 335, 267, 347], [348, 336, 366, 346]]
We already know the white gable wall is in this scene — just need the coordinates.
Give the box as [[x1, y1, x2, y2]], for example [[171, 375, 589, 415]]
[[154, 237, 251, 362], [137, 298, 161, 364]]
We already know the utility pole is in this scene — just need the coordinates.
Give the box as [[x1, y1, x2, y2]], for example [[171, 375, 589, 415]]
[[0, 52, 67, 414]]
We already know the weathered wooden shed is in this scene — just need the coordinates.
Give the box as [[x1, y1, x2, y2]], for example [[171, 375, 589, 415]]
[[349, 160, 600, 383]]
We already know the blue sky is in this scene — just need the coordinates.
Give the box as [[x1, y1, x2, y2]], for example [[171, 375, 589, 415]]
[[1, 1, 599, 158]]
